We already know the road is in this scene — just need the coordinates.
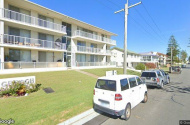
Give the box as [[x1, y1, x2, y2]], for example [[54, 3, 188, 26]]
[[84, 66, 190, 125]]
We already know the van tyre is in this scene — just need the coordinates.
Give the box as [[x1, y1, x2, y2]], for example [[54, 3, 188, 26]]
[[124, 104, 131, 121], [142, 93, 148, 103]]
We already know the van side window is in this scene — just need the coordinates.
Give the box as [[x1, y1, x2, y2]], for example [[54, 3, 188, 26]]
[[120, 79, 129, 91], [129, 77, 137, 88], [136, 77, 143, 85]]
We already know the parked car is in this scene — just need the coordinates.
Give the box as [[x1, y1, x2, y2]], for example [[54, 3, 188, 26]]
[[181, 64, 186, 68], [141, 70, 169, 89], [93, 75, 148, 120], [159, 69, 170, 84]]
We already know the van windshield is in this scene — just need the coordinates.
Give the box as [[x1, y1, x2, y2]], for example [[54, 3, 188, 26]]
[[95, 79, 116, 91], [141, 72, 156, 77]]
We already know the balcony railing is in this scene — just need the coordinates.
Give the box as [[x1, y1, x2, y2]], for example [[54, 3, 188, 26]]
[[77, 45, 102, 54], [2, 62, 66, 69], [1, 34, 66, 50], [0, 8, 66, 33], [76, 62, 116, 67], [73, 30, 116, 45]]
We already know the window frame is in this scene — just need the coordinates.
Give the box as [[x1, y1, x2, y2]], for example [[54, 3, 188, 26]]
[[120, 78, 129, 91]]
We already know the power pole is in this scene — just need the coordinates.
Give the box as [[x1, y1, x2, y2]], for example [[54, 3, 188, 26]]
[[171, 46, 173, 66], [115, 0, 141, 74]]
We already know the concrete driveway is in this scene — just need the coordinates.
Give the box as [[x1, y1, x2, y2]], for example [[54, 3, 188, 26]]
[[84, 66, 190, 125]]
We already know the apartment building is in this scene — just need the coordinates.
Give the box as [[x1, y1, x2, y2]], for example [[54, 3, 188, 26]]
[[111, 47, 141, 68], [0, 0, 116, 71]]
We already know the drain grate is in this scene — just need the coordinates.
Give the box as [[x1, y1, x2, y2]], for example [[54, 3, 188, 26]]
[[43, 87, 55, 93]]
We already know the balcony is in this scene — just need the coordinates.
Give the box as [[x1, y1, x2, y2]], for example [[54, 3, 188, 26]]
[[73, 30, 116, 45], [77, 45, 102, 54], [2, 62, 66, 69], [0, 8, 66, 34], [0, 34, 66, 51], [76, 45, 111, 55], [76, 62, 116, 67]]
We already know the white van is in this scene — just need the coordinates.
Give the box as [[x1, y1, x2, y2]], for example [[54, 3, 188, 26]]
[[93, 75, 148, 120]]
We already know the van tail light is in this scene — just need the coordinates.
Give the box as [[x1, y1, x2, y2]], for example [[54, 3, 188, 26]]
[[115, 94, 122, 101], [93, 89, 95, 95], [157, 78, 160, 82]]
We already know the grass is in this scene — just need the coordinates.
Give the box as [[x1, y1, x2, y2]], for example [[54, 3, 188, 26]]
[[82, 68, 141, 77], [160, 67, 169, 72], [0, 70, 96, 125], [0, 68, 141, 125]]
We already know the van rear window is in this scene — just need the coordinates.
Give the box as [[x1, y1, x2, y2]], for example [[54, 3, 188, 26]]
[[141, 72, 156, 77], [95, 79, 116, 91]]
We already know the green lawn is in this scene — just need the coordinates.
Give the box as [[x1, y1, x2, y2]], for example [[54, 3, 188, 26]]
[[160, 67, 169, 72], [0, 68, 141, 125], [0, 71, 96, 125], [82, 68, 141, 77]]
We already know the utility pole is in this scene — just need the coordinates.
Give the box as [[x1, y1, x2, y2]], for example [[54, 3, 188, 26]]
[[171, 46, 173, 66], [115, 0, 141, 74]]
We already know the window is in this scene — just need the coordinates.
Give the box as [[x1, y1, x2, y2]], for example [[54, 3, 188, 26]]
[[129, 77, 137, 88], [157, 71, 161, 76], [96, 79, 116, 91], [76, 54, 86, 62], [62, 22, 72, 36], [9, 49, 31, 62], [120, 79, 129, 91], [136, 77, 143, 85], [141, 72, 156, 77]]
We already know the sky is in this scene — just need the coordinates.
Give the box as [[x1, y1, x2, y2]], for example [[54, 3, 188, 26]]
[[30, 0, 190, 55]]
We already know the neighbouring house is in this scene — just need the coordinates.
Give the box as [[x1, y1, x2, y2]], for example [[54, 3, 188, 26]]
[[139, 51, 159, 67], [0, 0, 117, 72], [111, 47, 141, 68], [157, 52, 167, 66]]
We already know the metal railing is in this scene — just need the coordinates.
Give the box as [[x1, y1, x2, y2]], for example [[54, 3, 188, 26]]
[[76, 62, 116, 67], [77, 45, 102, 54], [1, 34, 66, 50], [73, 30, 116, 45], [0, 8, 66, 33], [2, 62, 66, 69]]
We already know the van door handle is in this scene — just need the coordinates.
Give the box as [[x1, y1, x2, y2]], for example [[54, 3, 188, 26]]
[[139, 87, 141, 89], [132, 90, 134, 92]]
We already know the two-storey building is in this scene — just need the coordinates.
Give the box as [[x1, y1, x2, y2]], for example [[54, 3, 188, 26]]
[[111, 47, 141, 68], [0, 0, 117, 71]]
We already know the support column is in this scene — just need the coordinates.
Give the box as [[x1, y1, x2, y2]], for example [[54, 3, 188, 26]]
[[0, 47, 4, 70]]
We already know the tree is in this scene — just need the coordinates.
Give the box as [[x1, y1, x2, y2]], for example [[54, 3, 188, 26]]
[[180, 50, 188, 62], [166, 35, 180, 63]]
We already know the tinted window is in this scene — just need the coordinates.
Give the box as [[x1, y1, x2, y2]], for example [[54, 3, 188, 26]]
[[157, 71, 161, 76], [96, 79, 116, 91], [129, 77, 137, 88], [141, 72, 156, 77], [120, 79, 129, 91], [136, 77, 143, 85]]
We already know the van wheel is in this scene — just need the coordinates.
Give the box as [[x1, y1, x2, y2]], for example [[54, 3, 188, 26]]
[[142, 93, 148, 103], [124, 104, 131, 121]]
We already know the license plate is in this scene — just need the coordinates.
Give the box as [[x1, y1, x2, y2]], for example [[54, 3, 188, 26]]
[[101, 101, 109, 108]]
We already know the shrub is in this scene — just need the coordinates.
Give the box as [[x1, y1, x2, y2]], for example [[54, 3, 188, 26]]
[[135, 63, 146, 70], [0, 81, 41, 97], [145, 63, 157, 69]]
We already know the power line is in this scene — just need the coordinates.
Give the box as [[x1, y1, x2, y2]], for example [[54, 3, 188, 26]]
[[142, 3, 168, 40]]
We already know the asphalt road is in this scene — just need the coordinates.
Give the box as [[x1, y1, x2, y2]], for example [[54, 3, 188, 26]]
[[84, 66, 190, 125]]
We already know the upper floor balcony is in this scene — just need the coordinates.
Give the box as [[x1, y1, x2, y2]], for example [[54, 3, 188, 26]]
[[72, 30, 116, 45], [0, 8, 67, 35], [76, 45, 111, 55], [0, 34, 66, 51]]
